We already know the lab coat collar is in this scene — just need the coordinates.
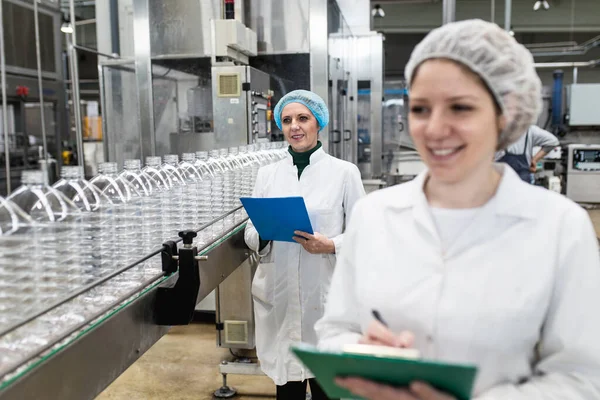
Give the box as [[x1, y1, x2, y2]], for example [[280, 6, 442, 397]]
[[389, 163, 534, 220], [389, 163, 535, 257], [283, 146, 327, 167]]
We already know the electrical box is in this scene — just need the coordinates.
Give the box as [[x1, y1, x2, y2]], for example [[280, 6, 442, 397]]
[[569, 84, 600, 126], [211, 65, 271, 146]]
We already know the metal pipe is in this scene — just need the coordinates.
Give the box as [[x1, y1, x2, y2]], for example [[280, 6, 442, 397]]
[[442, 0, 455, 24], [73, 44, 120, 59], [527, 35, 600, 57], [573, 67, 578, 84], [98, 64, 108, 162], [33, 0, 48, 166], [491, 0, 495, 23], [74, 18, 96, 26], [70, 0, 78, 71], [0, 0, 9, 194], [60, 0, 96, 7], [69, 0, 85, 167], [534, 59, 600, 68], [504, 0, 511, 31], [109, 0, 120, 55]]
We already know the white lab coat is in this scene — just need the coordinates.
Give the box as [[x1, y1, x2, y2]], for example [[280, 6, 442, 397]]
[[316, 164, 600, 399], [245, 147, 365, 385]]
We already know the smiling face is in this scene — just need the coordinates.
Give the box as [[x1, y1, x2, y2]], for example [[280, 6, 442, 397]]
[[281, 103, 320, 152], [408, 59, 505, 185]]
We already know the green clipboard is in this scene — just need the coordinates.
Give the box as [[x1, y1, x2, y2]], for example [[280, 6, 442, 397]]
[[291, 344, 478, 400]]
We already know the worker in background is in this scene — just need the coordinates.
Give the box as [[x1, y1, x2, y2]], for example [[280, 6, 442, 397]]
[[316, 19, 600, 399], [496, 125, 559, 183], [244, 90, 365, 400]]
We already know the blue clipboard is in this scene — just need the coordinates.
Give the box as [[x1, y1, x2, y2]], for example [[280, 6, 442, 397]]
[[240, 197, 314, 243]]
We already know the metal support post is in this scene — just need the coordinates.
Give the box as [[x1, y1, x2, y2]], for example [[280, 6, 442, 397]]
[[0, 0, 10, 193], [443, 0, 456, 24], [504, 0, 512, 31], [69, 0, 85, 166], [132, 0, 156, 160], [309, 0, 329, 152], [109, 0, 120, 55], [34, 0, 48, 165]]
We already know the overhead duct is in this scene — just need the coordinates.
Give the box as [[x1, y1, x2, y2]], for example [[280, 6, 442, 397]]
[[527, 35, 600, 57], [534, 59, 600, 68]]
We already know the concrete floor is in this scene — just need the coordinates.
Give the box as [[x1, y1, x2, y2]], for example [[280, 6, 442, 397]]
[[97, 209, 600, 400], [96, 323, 275, 400]]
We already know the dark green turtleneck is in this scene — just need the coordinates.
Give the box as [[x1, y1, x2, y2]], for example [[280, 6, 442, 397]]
[[288, 141, 322, 179], [257, 141, 322, 252]]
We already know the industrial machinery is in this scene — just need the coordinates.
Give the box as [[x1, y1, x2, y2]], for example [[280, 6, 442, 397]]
[[566, 144, 600, 203], [0, 212, 252, 400], [0, 0, 385, 398], [0, 0, 65, 195], [355, 33, 384, 179], [96, 2, 275, 396]]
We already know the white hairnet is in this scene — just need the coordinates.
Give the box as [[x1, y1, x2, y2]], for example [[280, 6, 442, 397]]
[[274, 90, 329, 132], [405, 19, 542, 150]]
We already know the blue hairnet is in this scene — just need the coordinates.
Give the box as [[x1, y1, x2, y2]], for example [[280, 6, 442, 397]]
[[274, 90, 329, 132]]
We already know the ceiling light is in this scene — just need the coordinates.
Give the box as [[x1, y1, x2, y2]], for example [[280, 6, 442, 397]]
[[372, 4, 385, 18], [61, 22, 73, 34], [533, 0, 550, 11]]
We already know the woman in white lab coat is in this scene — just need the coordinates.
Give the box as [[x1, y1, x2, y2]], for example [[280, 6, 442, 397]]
[[245, 90, 365, 400], [315, 19, 600, 400]]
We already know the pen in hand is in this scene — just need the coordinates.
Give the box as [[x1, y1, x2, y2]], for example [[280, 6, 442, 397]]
[[372, 309, 388, 327], [371, 309, 415, 349]]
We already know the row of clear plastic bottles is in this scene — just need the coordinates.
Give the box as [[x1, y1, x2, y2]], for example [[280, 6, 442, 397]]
[[0, 142, 287, 327]]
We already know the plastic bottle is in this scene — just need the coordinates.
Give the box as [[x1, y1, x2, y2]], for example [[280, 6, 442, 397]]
[[0, 196, 39, 324], [218, 148, 236, 230], [226, 147, 245, 224], [256, 143, 272, 166], [194, 151, 214, 241], [90, 162, 142, 267], [120, 159, 162, 253], [143, 156, 173, 246], [205, 149, 225, 237], [179, 153, 203, 236], [53, 166, 113, 270], [161, 155, 187, 239], [9, 170, 85, 289]]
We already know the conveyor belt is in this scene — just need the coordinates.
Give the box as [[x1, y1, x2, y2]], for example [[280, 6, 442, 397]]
[[0, 208, 252, 400]]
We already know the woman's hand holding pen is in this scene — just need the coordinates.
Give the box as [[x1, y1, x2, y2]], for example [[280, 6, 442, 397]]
[[336, 310, 456, 400], [359, 319, 415, 348], [293, 231, 335, 254]]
